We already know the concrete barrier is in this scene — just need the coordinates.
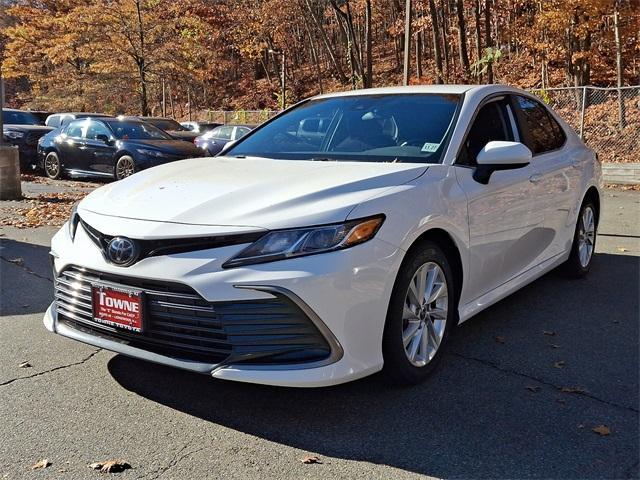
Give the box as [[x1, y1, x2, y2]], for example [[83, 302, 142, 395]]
[[602, 163, 640, 185], [0, 145, 22, 200]]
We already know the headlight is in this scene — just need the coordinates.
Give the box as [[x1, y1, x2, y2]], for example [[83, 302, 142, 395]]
[[4, 130, 25, 139], [136, 148, 167, 158], [222, 215, 385, 268], [68, 204, 80, 241]]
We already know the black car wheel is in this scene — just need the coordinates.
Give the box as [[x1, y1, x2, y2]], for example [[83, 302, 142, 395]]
[[382, 241, 456, 385], [44, 152, 63, 179], [115, 155, 135, 180]]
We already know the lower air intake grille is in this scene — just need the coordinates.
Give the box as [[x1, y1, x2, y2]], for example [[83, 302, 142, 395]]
[[55, 266, 332, 365]]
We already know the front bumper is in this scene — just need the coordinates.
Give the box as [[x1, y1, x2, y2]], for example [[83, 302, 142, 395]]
[[45, 217, 404, 387]]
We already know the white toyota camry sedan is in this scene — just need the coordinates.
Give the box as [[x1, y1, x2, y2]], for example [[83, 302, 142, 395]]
[[44, 85, 601, 387]]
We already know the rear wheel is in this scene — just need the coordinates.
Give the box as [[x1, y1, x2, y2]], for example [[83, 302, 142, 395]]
[[562, 201, 597, 277], [115, 155, 135, 180], [382, 241, 456, 385], [44, 152, 63, 179]]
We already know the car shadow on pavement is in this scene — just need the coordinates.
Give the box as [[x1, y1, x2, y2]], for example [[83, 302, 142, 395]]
[[0, 238, 53, 316], [108, 252, 639, 479]]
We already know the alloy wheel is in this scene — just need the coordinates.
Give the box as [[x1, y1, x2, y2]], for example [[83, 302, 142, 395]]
[[45, 154, 60, 178], [578, 205, 595, 267], [402, 262, 448, 367], [116, 158, 135, 179]]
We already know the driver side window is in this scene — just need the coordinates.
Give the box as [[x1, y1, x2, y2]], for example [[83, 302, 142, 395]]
[[85, 121, 111, 140], [458, 100, 514, 167]]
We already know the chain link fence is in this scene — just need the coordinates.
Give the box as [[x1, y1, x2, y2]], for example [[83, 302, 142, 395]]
[[529, 86, 639, 164], [201, 87, 638, 164], [203, 110, 279, 125]]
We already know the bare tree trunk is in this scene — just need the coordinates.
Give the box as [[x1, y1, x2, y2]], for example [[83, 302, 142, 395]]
[[302, 15, 324, 93], [614, 0, 626, 128], [484, 0, 493, 83], [428, 0, 443, 83], [302, 0, 348, 83], [134, 0, 149, 115], [416, 30, 423, 80], [456, 0, 470, 77], [364, 0, 373, 87], [474, 0, 482, 81]]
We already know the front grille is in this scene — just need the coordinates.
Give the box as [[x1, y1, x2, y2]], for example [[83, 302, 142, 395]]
[[25, 131, 46, 146], [55, 266, 331, 366], [80, 218, 264, 261]]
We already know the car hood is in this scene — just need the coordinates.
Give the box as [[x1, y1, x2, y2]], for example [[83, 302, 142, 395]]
[[122, 139, 201, 155], [80, 156, 428, 230]]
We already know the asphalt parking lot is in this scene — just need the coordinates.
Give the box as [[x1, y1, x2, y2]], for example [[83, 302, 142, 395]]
[[0, 182, 638, 479]]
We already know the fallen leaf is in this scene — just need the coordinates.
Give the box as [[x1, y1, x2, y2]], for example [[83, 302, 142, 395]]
[[31, 459, 51, 470], [543, 330, 556, 336], [494, 336, 506, 344], [89, 460, 131, 473], [300, 455, 322, 464], [554, 361, 566, 369], [7, 257, 24, 266], [592, 425, 611, 436], [549, 343, 560, 349], [616, 247, 629, 252], [526, 385, 541, 392], [560, 386, 588, 394], [18, 361, 31, 368]]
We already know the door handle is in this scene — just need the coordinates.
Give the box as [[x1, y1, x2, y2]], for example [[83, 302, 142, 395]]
[[529, 173, 543, 184]]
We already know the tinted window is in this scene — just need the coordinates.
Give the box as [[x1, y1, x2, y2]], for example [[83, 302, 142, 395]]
[[458, 100, 514, 166], [228, 94, 461, 163], [2, 110, 41, 125], [85, 121, 111, 140], [46, 115, 61, 127], [233, 127, 251, 140], [515, 96, 566, 154], [215, 126, 234, 140], [66, 121, 85, 138], [146, 118, 185, 131], [105, 120, 172, 140]]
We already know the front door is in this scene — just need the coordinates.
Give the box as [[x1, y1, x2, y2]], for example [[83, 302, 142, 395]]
[[83, 120, 117, 175], [455, 97, 543, 302]]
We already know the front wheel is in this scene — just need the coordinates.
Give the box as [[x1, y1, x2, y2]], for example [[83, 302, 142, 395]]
[[562, 201, 597, 277], [115, 155, 135, 180], [382, 241, 456, 385]]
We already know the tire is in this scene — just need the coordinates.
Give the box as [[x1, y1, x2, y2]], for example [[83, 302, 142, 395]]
[[562, 200, 597, 278], [115, 155, 135, 180], [44, 152, 63, 180], [382, 241, 456, 385]]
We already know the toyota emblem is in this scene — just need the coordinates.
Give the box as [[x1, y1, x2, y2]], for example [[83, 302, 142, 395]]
[[106, 237, 140, 266]]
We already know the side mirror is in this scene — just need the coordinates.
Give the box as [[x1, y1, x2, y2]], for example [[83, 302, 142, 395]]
[[473, 141, 532, 184], [96, 134, 113, 145]]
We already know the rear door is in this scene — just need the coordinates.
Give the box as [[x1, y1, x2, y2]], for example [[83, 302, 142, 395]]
[[454, 96, 542, 302], [57, 120, 86, 170], [511, 95, 580, 258], [208, 126, 234, 154], [83, 120, 118, 175]]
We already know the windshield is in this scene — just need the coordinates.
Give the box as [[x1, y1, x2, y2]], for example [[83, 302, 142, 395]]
[[105, 120, 173, 140], [2, 110, 42, 125], [227, 94, 461, 163], [146, 118, 185, 131]]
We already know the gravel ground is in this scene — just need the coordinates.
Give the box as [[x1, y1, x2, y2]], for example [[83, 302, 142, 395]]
[[0, 181, 638, 479]]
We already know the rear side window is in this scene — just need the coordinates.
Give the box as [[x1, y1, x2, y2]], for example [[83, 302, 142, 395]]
[[214, 126, 233, 140], [66, 120, 84, 138], [514, 96, 566, 154], [47, 115, 61, 128], [458, 100, 514, 167]]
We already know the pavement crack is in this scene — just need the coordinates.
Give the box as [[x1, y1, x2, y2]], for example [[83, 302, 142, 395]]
[[0, 254, 53, 283], [0, 349, 101, 387], [145, 443, 206, 479], [449, 351, 639, 414]]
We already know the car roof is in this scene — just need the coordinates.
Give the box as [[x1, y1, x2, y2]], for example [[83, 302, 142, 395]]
[[52, 112, 110, 116], [313, 84, 476, 100]]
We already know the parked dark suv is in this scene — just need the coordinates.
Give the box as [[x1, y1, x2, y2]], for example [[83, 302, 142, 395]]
[[38, 117, 203, 180], [2, 108, 54, 171]]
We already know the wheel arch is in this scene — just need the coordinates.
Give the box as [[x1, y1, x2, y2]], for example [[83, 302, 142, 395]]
[[403, 228, 464, 310], [583, 186, 601, 227]]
